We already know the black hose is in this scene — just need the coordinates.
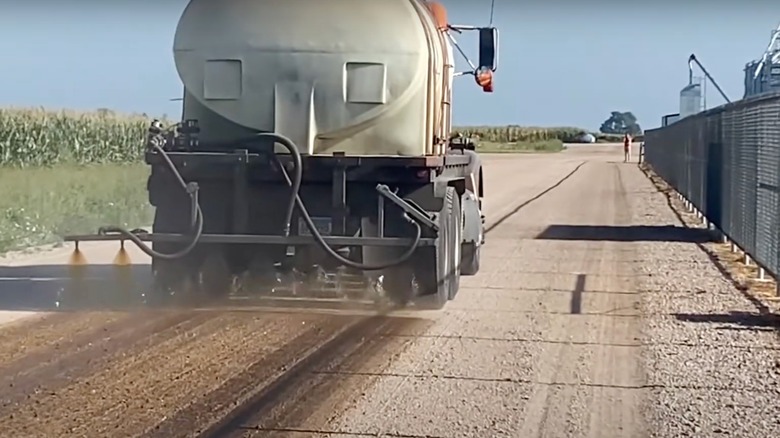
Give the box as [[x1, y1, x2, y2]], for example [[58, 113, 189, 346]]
[[96, 143, 204, 260], [260, 132, 421, 271], [247, 134, 301, 238], [97, 130, 421, 270], [248, 133, 302, 237]]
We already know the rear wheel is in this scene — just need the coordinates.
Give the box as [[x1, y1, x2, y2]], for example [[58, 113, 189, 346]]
[[149, 208, 194, 303], [198, 249, 234, 298], [243, 250, 281, 295], [415, 186, 456, 309], [460, 242, 481, 276], [449, 191, 462, 300], [380, 263, 416, 307], [150, 257, 186, 303]]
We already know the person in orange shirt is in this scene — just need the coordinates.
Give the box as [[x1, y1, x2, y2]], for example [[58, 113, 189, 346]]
[[623, 133, 632, 163]]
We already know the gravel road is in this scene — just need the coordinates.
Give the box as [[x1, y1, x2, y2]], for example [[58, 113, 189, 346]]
[[0, 143, 777, 437]]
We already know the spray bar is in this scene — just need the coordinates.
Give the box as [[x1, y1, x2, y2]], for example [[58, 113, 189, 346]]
[[63, 233, 436, 247], [65, 182, 439, 247]]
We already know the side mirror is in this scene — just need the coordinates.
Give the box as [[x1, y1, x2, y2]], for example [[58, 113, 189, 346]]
[[478, 27, 498, 72]]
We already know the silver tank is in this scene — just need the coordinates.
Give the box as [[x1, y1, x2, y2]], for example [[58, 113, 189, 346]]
[[173, 0, 454, 156]]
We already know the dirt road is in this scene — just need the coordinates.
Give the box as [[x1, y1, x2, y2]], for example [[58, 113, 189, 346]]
[[1, 143, 777, 437]]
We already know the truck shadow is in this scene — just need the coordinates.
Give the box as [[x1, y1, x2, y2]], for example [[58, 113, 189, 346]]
[[535, 224, 718, 243], [0, 264, 396, 314]]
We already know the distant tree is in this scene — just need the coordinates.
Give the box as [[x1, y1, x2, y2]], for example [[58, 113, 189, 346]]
[[599, 111, 642, 136]]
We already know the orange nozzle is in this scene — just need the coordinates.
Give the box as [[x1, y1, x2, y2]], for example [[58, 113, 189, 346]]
[[67, 243, 88, 308], [113, 241, 132, 266], [68, 242, 87, 266]]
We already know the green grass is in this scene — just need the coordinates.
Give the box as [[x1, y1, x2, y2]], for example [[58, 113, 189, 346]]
[[0, 163, 153, 253], [476, 139, 565, 153], [0, 107, 150, 167]]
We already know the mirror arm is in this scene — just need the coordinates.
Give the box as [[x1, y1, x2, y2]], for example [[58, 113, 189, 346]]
[[444, 25, 498, 74], [445, 31, 477, 71], [449, 24, 479, 31]]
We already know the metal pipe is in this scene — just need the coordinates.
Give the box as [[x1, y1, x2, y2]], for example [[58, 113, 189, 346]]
[[688, 54, 731, 103], [688, 58, 694, 85]]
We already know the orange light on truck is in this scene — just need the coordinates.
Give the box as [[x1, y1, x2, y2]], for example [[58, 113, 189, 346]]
[[475, 67, 494, 92]]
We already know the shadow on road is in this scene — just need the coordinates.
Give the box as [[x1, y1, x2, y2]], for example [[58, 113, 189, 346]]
[[535, 224, 717, 243], [570, 274, 585, 314], [673, 311, 780, 329], [0, 264, 153, 311]]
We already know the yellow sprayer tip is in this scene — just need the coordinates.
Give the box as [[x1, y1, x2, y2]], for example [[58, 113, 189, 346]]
[[68, 248, 87, 266], [113, 247, 132, 266]]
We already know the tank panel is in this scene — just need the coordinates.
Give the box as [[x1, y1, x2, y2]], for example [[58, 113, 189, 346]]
[[173, 0, 450, 156]]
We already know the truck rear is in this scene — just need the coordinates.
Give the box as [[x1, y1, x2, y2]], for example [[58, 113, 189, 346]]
[[66, 0, 499, 310]]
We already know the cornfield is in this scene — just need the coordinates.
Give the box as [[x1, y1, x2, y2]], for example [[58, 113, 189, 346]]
[[0, 107, 625, 168], [0, 107, 149, 167], [454, 125, 588, 143], [454, 125, 638, 144]]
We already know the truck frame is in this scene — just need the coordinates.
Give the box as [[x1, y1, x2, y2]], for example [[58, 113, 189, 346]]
[[65, 23, 498, 310]]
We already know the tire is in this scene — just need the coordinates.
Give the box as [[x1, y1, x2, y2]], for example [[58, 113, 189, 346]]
[[244, 251, 281, 295], [380, 187, 456, 310], [416, 186, 455, 309], [460, 242, 481, 276], [381, 263, 416, 307], [149, 209, 194, 303], [198, 250, 234, 298], [150, 257, 191, 306], [449, 191, 462, 300]]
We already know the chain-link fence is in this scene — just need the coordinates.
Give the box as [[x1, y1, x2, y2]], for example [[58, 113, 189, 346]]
[[644, 92, 780, 276]]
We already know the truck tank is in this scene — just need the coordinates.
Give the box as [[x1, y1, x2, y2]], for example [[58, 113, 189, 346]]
[[173, 0, 454, 156]]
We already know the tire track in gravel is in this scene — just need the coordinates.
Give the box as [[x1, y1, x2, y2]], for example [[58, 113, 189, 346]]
[[0, 310, 209, 415], [485, 161, 586, 233], [0, 311, 127, 364], [517, 171, 611, 437], [517, 162, 646, 437], [147, 315, 431, 438], [141, 314, 366, 437], [582, 164, 646, 436], [0, 311, 347, 438]]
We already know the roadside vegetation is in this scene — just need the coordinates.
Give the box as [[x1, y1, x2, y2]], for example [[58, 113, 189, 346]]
[[475, 139, 565, 153], [456, 125, 643, 145], [0, 108, 153, 253], [0, 164, 151, 253], [0, 107, 616, 252]]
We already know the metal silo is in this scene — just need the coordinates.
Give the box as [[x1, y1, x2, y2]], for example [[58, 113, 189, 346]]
[[680, 79, 704, 119]]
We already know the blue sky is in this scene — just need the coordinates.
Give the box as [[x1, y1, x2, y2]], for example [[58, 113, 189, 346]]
[[0, 0, 777, 131]]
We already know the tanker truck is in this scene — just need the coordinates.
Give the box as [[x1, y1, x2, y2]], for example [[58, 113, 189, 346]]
[[66, 0, 499, 310]]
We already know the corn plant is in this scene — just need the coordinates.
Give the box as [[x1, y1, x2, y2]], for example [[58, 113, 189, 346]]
[[0, 107, 150, 167]]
